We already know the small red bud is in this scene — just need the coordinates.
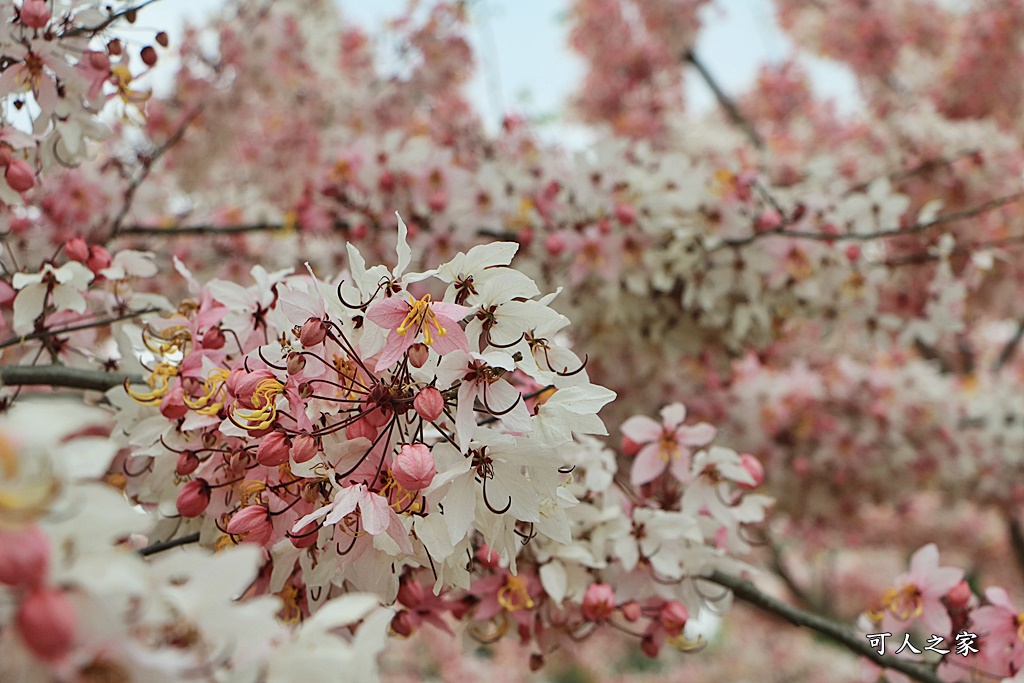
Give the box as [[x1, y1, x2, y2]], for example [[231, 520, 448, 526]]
[[407, 343, 429, 368], [5, 158, 35, 192], [413, 386, 444, 422], [16, 588, 77, 661], [175, 451, 200, 477], [738, 453, 764, 490], [299, 317, 327, 347], [176, 479, 210, 518], [64, 237, 89, 263], [155, 32, 170, 48], [257, 431, 291, 467], [291, 434, 319, 464]]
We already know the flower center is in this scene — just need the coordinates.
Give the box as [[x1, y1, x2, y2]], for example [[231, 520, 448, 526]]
[[232, 378, 285, 430], [497, 575, 535, 612], [658, 432, 680, 462], [397, 294, 447, 346], [884, 584, 923, 621]]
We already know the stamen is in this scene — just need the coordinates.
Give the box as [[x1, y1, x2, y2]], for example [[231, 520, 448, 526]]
[[497, 574, 535, 612]]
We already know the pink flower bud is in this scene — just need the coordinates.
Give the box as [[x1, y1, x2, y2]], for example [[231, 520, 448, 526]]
[[945, 580, 972, 611], [428, 190, 447, 213], [614, 202, 637, 225], [407, 343, 429, 368], [300, 317, 327, 347], [413, 386, 444, 422], [397, 579, 427, 608], [291, 433, 319, 464], [659, 601, 688, 637], [16, 588, 76, 661], [845, 244, 861, 261], [365, 404, 392, 428], [754, 209, 782, 231], [5, 158, 35, 192], [621, 435, 641, 457], [226, 505, 273, 545], [582, 583, 616, 621], [202, 326, 225, 350], [257, 431, 291, 467], [477, 544, 500, 569], [392, 444, 435, 491], [175, 451, 200, 477], [0, 524, 50, 588], [176, 479, 210, 518], [87, 51, 110, 71], [346, 417, 377, 441], [390, 609, 420, 637], [287, 351, 306, 375], [86, 245, 111, 273], [640, 632, 660, 657], [65, 238, 89, 263], [159, 382, 188, 420], [544, 233, 566, 257], [621, 601, 641, 622], [289, 520, 319, 549], [20, 0, 51, 29], [738, 453, 764, 490]]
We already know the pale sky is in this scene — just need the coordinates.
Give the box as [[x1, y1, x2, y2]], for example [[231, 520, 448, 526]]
[[133, 0, 861, 139]]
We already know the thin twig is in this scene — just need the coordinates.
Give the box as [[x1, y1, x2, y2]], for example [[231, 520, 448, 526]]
[[119, 222, 291, 237], [138, 532, 201, 557], [684, 50, 764, 150], [844, 149, 980, 197], [109, 107, 203, 240], [992, 319, 1024, 372], [1006, 516, 1024, 586], [708, 570, 944, 683], [767, 542, 825, 615], [64, 0, 161, 36], [0, 307, 161, 350], [722, 191, 1024, 248], [0, 365, 143, 391]]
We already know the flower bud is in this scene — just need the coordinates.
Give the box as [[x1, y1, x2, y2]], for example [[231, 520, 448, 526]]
[[621, 600, 641, 622], [140, 46, 158, 67], [365, 404, 392, 428], [544, 233, 566, 257], [614, 202, 637, 225], [397, 579, 427, 609], [945, 580, 972, 611], [289, 520, 319, 549], [413, 386, 444, 422], [582, 583, 616, 622], [300, 317, 327, 347], [392, 444, 435, 491], [0, 524, 50, 588], [621, 435, 641, 457], [176, 479, 210, 518], [257, 431, 291, 467], [738, 453, 764, 490], [159, 382, 188, 420], [175, 451, 200, 477], [88, 51, 110, 71], [407, 343, 429, 368], [286, 351, 306, 375], [86, 245, 111, 273], [640, 632, 660, 658], [20, 0, 51, 29], [64, 238, 89, 263], [529, 653, 545, 671], [201, 326, 225, 350], [345, 418, 377, 441], [659, 601, 689, 637], [476, 544, 500, 569], [390, 609, 420, 637], [16, 588, 77, 661], [226, 505, 273, 545], [5, 158, 35, 192], [291, 433, 319, 464]]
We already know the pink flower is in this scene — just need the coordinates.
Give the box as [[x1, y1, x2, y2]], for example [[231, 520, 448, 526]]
[[869, 543, 962, 636], [622, 403, 716, 486], [0, 524, 50, 589], [972, 587, 1024, 677], [367, 293, 470, 371], [582, 583, 616, 621], [16, 588, 77, 662], [20, 0, 51, 29], [392, 444, 435, 491]]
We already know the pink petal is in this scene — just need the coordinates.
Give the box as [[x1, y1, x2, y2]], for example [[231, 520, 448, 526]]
[[374, 329, 415, 372], [631, 443, 667, 486], [668, 448, 692, 483], [359, 493, 392, 536], [678, 423, 716, 446], [429, 319, 469, 356], [367, 297, 412, 329], [621, 415, 662, 443], [431, 301, 471, 320]]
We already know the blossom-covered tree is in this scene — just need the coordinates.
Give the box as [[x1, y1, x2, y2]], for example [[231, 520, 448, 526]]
[[3, 1, 1024, 681]]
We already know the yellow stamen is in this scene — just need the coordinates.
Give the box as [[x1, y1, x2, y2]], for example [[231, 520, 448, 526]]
[[232, 378, 285, 430], [396, 295, 447, 346], [183, 368, 230, 415], [879, 584, 923, 621], [657, 433, 680, 462], [497, 575, 535, 612], [1016, 613, 1024, 644], [127, 363, 179, 405]]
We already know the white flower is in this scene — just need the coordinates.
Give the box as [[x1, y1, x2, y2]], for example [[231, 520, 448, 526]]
[[11, 262, 93, 334]]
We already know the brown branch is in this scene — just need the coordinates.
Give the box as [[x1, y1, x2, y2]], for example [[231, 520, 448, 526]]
[[118, 222, 291, 237], [844, 149, 980, 197], [64, 0, 162, 36], [0, 365, 144, 391], [684, 50, 764, 150], [723, 191, 1024, 248], [1006, 516, 1024, 586], [109, 107, 203, 240], [707, 570, 945, 683], [0, 307, 161, 351], [884, 232, 1024, 266], [138, 532, 201, 557], [992, 319, 1024, 372]]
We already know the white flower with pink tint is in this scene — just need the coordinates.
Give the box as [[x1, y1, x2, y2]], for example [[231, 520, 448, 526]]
[[622, 403, 716, 486], [868, 543, 962, 636]]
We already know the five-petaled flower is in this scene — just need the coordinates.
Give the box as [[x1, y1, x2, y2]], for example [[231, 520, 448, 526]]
[[622, 403, 716, 487], [367, 293, 470, 371]]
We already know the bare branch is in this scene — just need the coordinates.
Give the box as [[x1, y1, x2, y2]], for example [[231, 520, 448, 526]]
[[0, 365, 143, 391], [993, 319, 1024, 372], [118, 222, 291, 237], [684, 51, 764, 150], [0, 307, 161, 351], [1006, 516, 1024, 586], [138, 532, 201, 557], [708, 570, 944, 683], [64, 0, 162, 36]]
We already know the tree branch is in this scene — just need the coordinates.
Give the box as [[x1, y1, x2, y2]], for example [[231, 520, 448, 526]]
[[118, 222, 292, 237], [1006, 516, 1024, 586], [138, 532, 201, 557], [0, 307, 161, 351], [707, 570, 944, 683], [684, 50, 765, 150], [992, 319, 1024, 372], [0, 365, 143, 391]]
